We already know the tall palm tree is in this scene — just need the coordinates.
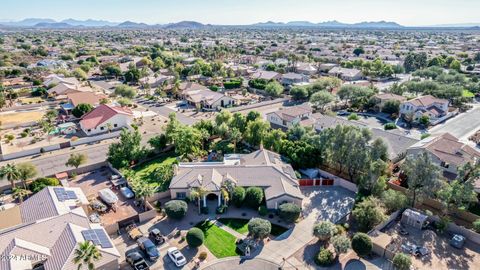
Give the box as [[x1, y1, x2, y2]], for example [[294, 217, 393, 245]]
[[17, 162, 37, 189], [0, 163, 20, 188], [73, 241, 102, 270], [12, 188, 30, 203], [189, 186, 208, 214]]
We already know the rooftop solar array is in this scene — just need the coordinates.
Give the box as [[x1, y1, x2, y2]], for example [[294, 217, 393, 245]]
[[81, 229, 113, 248], [53, 187, 78, 202]]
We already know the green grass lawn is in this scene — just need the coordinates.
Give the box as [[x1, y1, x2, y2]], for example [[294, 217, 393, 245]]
[[462, 89, 475, 98], [217, 218, 289, 237], [131, 152, 177, 190], [196, 221, 240, 258]]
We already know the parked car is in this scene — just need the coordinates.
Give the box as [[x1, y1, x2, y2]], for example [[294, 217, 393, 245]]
[[98, 188, 118, 205], [167, 247, 187, 267], [120, 186, 135, 199], [336, 110, 350, 116], [149, 228, 165, 245], [137, 237, 160, 261], [126, 250, 150, 270]]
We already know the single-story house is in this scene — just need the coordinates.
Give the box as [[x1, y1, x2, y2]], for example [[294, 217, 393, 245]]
[[180, 82, 234, 110], [169, 149, 304, 209], [250, 70, 281, 81], [79, 104, 133, 136], [267, 105, 313, 129], [0, 186, 120, 270], [328, 67, 363, 81], [281, 73, 309, 86]]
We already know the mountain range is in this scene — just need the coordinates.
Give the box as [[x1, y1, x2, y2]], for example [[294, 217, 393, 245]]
[[1, 18, 479, 29]]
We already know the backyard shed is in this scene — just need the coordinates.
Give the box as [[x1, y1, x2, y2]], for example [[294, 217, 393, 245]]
[[401, 209, 428, 230]]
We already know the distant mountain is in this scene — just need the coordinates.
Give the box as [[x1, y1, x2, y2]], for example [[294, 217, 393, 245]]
[[164, 21, 205, 29], [4, 18, 56, 26], [61, 18, 117, 27], [286, 21, 317, 27], [352, 21, 403, 28], [317, 20, 349, 27], [116, 21, 150, 28], [34, 22, 76, 29], [429, 23, 480, 28]]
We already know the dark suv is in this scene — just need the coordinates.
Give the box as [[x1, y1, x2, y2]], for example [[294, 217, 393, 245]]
[[137, 237, 160, 261]]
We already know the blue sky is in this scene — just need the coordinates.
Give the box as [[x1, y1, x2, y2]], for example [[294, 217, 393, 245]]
[[1, 0, 479, 26]]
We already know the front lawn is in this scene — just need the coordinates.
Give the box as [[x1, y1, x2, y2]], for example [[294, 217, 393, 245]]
[[195, 220, 240, 258], [218, 218, 289, 237], [131, 152, 177, 190]]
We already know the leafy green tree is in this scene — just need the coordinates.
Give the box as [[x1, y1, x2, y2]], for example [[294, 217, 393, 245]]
[[352, 197, 387, 232], [290, 86, 309, 100], [73, 241, 102, 270], [265, 81, 284, 97], [381, 189, 409, 213], [351, 233, 372, 257], [278, 203, 301, 223], [381, 100, 400, 115], [65, 153, 87, 169], [16, 162, 37, 189], [164, 200, 188, 219], [148, 134, 168, 152], [353, 47, 365, 56], [107, 128, 145, 168], [246, 111, 261, 122], [438, 162, 479, 212], [172, 126, 204, 159], [393, 253, 412, 270], [231, 186, 246, 207], [244, 187, 264, 208], [248, 218, 271, 240], [263, 129, 286, 153], [129, 176, 156, 210], [28, 177, 60, 193], [402, 152, 442, 206], [186, 228, 204, 247], [310, 90, 334, 111], [73, 67, 88, 80], [244, 119, 270, 147], [149, 164, 174, 192], [72, 103, 94, 118], [114, 84, 137, 99], [313, 221, 337, 241]]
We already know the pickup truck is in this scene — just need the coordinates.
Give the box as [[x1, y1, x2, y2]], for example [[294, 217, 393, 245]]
[[126, 251, 149, 270]]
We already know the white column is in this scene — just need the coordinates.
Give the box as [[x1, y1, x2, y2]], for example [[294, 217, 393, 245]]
[[218, 194, 221, 206], [203, 196, 206, 207]]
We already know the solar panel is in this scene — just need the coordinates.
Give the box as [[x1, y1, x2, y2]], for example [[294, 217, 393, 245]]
[[53, 188, 78, 201], [81, 229, 113, 248]]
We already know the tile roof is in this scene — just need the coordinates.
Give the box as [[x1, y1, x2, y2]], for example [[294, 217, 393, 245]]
[[66, 91, 107, 107], [80, 104, 133, 130], [407, 95, 448, 107]]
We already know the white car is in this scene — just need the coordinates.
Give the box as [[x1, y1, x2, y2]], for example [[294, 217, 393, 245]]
[[167, 247, 186, 267], [120, 186, 135, 199], [98, 188, 119, 205]]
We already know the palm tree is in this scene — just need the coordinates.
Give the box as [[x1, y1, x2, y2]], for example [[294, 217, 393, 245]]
[[12, 188, 30, 203], [17, 162, 37, 189], [128, 175, 156, 211], [73, 241, 102, 270], [0, 163, 20, 188], [189, 186, 208, 214]]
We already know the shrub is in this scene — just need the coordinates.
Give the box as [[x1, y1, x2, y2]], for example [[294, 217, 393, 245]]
[[421, 133, 431, 140], [72, 103, 93, 118], [20, 132, 28, 138], [186, 228, 204, 247], [393, 253, 412, 270], [164, 200, 188, 219], [216, 205, 227, 214], [278, 203, 301, 223], [258, 205, 268, 216], [198, 251, 208, 260], [473, 219, 480, 233], [351, 233, 372, 257], [28, 177, 60, 193], [315, 248, 334, 267], [231, 186, 246, 207], [313, 221, 337, 241], [381, 189, 409, 213], [352, 197, 387, 232], [335, 224, 346, 235], [332, 235, 351, 255], [347, 113, 359, 121], [436, 216, 450, 234], [384, 122, 397, 130], [244, 187, 264, 208], [248, 218, 271, 240]]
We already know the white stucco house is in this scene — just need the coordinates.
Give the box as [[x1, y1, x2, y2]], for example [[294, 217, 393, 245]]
[[79, 104, 133, 136], [399, 95, 450, 125], [169, 149, 303, 209], [180, 82, 235, 110], [267, 105, 313, 129]]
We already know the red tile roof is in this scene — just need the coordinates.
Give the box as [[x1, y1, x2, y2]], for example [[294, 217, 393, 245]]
[[80, 104, 132, 130]]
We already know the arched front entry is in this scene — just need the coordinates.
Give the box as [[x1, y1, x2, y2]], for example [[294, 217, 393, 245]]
[[204, 192, 221, 207]]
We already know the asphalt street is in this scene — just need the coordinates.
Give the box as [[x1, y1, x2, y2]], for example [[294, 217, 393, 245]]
[[429, 105, 480, 141]]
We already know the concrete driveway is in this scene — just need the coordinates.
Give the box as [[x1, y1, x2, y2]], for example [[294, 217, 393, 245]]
[[257, 186, 355, 268], [429, 105, 480, 142]]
